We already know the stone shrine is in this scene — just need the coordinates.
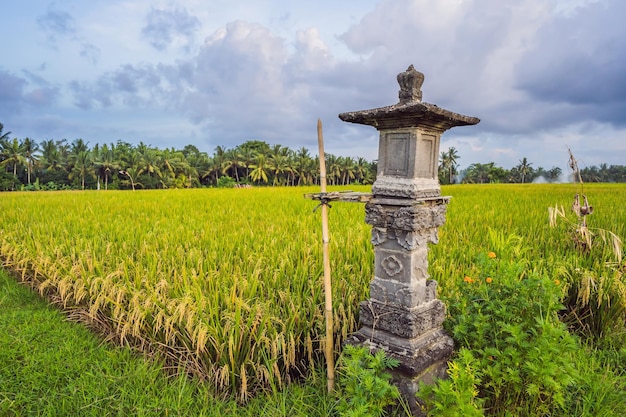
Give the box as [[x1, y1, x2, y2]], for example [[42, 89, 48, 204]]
[[339, 65, 479, 414]]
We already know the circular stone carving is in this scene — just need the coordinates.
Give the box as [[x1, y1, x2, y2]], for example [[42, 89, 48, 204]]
[[381, 255, 403, 277]]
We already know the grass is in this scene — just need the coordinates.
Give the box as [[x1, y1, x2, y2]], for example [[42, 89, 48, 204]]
[[0, 269, 335, 416]]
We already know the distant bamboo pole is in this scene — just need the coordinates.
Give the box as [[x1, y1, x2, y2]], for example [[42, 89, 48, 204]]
[[317, 118, 335, 393]]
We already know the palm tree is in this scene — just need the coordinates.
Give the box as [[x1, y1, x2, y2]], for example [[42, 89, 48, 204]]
[[69, 150, 92, 189], [293, 147, 312, 185], [439, 147, 460, 184], [268, 153, 292, 186], [213, 145, 227, 180], [21, 137, 40, 185], [0, 138, 26, 179], [159, 148, 186, 188], [446, 147, 460, 184], [599, 163, 609, 182], [222, 148, 244, 182], [515, 157, 533, 184], [237, 146, 256, 179], [339, 156, 356, 185], [93, 144, 119, 190], [547, 167, 562, 182], [137, 148, 163, 181], [249, 153, 269, 184], [326, 154, 341, 185], [40, 139, 67, 172], [0, 123, 11, 144]]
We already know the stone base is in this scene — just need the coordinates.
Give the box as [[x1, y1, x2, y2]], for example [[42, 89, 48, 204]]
[[346, 326, 454, 416], [392, 360, 449, 416], [348, 326, 453, 376], [358, 298, 445, 339]]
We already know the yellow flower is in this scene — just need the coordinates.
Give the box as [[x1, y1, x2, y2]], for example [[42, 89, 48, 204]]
[[554, 279, 560, 285], [488, 252, 497, 259], [463, 276, 474, 283], [486, 277, 493, 283]]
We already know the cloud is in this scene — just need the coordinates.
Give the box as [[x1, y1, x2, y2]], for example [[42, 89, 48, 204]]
[[37, 8, 76, 43], [515, 0, 626, 126], [0, 70, 27, 111], [42, 0, 626, 168], [0, 68, 58, 116], [80, 43, 101, 64], [141, 7, 201, 51]]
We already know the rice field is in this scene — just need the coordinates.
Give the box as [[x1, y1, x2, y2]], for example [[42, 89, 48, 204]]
[[1, 183, 624, 400]]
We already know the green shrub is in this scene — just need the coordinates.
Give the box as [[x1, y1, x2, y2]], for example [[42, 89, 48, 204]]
[[417, 348, 484, 416], [335, 345, 404, 417], [440, 235, 579, 416], [217, 175, 236, 188]]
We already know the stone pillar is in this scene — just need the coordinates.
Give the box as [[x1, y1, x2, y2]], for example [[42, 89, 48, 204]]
[[339, 65, 479, 415]]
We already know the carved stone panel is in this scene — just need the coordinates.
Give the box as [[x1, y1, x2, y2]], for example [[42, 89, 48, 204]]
[[358, 299, 447, 339], [373, 246, 429, 285], [384, 132, 411, 177], [415, 133, 439, 179]]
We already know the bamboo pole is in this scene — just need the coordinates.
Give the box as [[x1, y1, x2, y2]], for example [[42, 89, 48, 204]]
[[317, 118, 335, 392]]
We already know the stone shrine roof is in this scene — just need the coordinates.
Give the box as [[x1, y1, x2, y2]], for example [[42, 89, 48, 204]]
[[338, 65, 480, 132]]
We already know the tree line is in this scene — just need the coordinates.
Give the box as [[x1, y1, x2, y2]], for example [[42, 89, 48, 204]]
[[439, 147, 626, 184], [0, 123, 376, 191], [2, 123, 625, 191]]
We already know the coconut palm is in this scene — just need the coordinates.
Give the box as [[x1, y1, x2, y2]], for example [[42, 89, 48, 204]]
[[69, 150, 92, 190], [222, 148, 244, 182], [40, 139, 67, 172], [268, 153, 292, 186], [0, 123, 11, 144], [515, 157, 533, 184], [21, 137, 39, 185], [439, 147, 460, 184], [249, 153, 269, 184], [339, 156, 356, 185], [137, 148, 163, 180], [93, 144, 119, 190], [0, 138, 26, 179], [326, 154, 341, 185]]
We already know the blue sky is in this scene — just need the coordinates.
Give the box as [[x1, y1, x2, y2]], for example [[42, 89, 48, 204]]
[[1, 0, 625, 172]]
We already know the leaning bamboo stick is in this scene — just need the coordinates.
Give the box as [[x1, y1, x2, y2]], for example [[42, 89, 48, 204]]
[[317, 118, 335, 392]]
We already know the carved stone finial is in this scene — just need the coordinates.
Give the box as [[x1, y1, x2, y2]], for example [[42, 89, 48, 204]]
[[397, 64, 424, 103]]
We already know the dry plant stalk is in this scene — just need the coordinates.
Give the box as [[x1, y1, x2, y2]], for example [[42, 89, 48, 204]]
[[549, 148, 623, 262]]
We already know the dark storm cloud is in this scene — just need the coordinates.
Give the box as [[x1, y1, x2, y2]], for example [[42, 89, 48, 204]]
[[516, 0, 626, 127], [141, 7, 201, 51]]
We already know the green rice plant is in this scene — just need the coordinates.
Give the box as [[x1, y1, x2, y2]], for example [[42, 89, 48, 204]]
[[556, 263, 626, 345], [0, 187, 373, 399]]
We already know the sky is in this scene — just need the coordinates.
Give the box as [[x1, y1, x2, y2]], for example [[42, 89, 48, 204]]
[[1, 0, 625, 173]]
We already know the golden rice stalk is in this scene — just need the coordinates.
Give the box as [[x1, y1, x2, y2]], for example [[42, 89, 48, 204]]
[[548, 204, 566, 228], [597, 229, 623, 263], [239, 364, 248, 403], [577, 272, 596, 307], [576, 225, 593, 250]]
